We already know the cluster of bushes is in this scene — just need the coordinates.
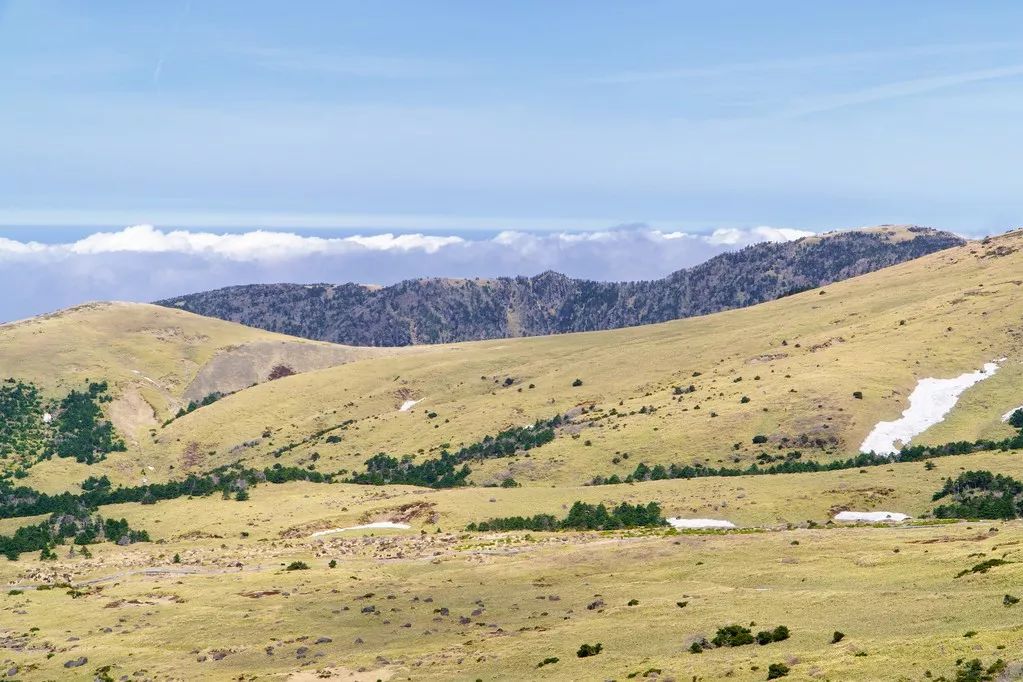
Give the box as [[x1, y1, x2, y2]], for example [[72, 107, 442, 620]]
[[0, 378, 125, 470], [466, 501, 664, 532], [50, 382, 126, 464], [268, 419, 355, 459], [955, 558, 1010, 579], [348, 416, 563, 488], [453, 417, 560, 460], [932, 471, 1023, 520], [0, 379, 48, 465], [164, 391, 225, 425], [691, 624, 789, 653], [0, 462, 335, 521], [348, 452, 471, 488], [589, 427, 1023, 487], [0, 507, 149, 560], [588, 412, 1023, 487], [942, 658, 1006, 682], [590, 452, 893, 485]]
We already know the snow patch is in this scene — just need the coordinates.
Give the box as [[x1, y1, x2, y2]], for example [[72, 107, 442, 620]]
[[399, 399, 421, 412], [833, 511, 910, 523], [859, 361, 1002, 455], [42, 412, 52, 424], [667, 518, 737, 529], [310, 522, 411, 537]]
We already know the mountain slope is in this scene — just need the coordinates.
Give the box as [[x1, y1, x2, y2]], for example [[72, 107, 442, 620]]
[[20, 228, 1023, 495], [0, 302, 407, 458], [156, 225, 964, 345]]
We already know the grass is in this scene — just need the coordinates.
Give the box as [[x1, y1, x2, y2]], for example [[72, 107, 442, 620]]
[[14, 231, 1023, 492], [2, 497, 1023, 680], [6, 231, 1023, 678]]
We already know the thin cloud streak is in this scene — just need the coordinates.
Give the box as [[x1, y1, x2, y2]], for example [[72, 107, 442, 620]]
[[781, 63, 1023, 117], [591, 42, 1023, 84]]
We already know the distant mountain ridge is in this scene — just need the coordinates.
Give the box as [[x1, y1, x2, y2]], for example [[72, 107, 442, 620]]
[[157, 225, 965, 346]]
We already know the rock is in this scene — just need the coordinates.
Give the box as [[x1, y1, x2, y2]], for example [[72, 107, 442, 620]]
[[64, 657, 88, 668], [315, 637, 332, 644]]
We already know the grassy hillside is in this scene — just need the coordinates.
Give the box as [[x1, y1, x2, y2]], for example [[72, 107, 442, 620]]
[[0, 302, 407, 487], [9, 231, 1023, 680], [25, 229, 1023, 492]]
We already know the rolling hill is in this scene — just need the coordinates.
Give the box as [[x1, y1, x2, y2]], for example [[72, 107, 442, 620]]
[[9, 228, 1023, 681], [155, 225, 964, 345]]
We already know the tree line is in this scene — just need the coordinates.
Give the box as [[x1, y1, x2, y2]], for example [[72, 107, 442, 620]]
[[466, 501, 665, 532], [347, 415, 562, 487]]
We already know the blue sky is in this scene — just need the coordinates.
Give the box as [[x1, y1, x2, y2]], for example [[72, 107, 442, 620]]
[[4, 0, 1023, 232], [1, 2, 1022, 319]]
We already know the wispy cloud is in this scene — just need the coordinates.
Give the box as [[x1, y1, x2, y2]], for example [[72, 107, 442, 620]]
[[152, 0, 192, 85], [781, 63, 1023, 117], [590, 42, 1023, 84]]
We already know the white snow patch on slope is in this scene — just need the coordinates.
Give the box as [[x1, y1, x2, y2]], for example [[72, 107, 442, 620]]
[[311, 522, 411, 537], [859, 361, 1002, 455], [667, 518, 737, 529], [834, 511, 910, 522], [399, 399, 421, 412]]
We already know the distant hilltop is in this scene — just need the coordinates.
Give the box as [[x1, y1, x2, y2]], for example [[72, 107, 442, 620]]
[[157, 225, 964, 346]]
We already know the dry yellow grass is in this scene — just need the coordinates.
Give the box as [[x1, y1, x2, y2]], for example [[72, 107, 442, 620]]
[[9, 230, 1023, 679], [21, 230, 1023, 491], [3, 478, 1023, 681]]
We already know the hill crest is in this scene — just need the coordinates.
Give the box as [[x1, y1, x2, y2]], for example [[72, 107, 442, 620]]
[[156, 225, 964, 345]]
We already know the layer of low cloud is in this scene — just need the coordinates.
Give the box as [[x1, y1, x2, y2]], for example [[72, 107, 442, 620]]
[[0, 224, 814, 323]]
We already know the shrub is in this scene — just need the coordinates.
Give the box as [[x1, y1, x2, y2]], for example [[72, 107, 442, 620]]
[[572, 378, 583, 387], [267, 365, 296, 381], [756, 625, 789, 645], [1004, 594, 1020, 606], [852, 391, 863, 399], [285, 561, 309, 571], [537, 657, 559, 667], [740, 396, 751, 404], [831, 631, 845, 643], [712, 624, 755, 647], [328, 559, 337, 568], [955, 558, 1011, 578], [627, 598, 639, 606], [767, 663, 790, 679], [1010, 409, 1023, 429], [752, 435, 769, 444], [576, 642, 602, 658]]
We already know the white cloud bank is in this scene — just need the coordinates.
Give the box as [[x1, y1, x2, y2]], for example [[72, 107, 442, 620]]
[[0, 223, 814, 322]]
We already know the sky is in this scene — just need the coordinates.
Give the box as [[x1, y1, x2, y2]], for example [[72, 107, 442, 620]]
[[3, 1, 1023, 320]]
